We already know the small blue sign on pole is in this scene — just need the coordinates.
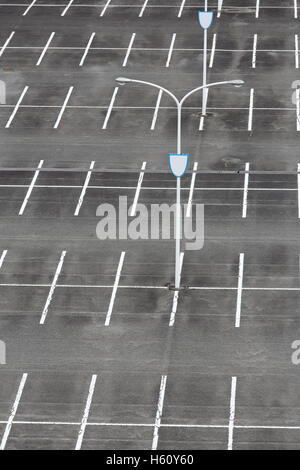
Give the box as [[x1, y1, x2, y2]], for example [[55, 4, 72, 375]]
[[169, 154, 189, 178], [198, 11, 214, 29]]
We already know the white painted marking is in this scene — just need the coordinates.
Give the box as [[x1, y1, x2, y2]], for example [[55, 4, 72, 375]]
[[22, 0, 36, 16], [228, 376, 237, 451], [79, 32, 95, 66], [5, 86, 28, 128], [255, 0, 260, 18], [105, 251, 125, 326], [151, 89, 163, 130], [19, 160, 43, 215], [75, 374, 97, 450], [100, 0, 111, 16], [296, 88, 300, 131], [122, 33, 135, 67], [0, 250, 7, 269], [61, 0, 73, 16], [217, 0, 223, 17], [74, 161, 95, 216], [248, 88, 254, 131], [53, 86, 73, 129], [242, 162, 250, 218], [199, 89, 209, 130], [102, 87, 118, 129], [298, 163, 300, 218], [295, 34, 299, 69], [0, 373, 28, 450], [235, 254, 244, 328], [166, 33, 176, 67], [252, 34, 257, 68], [152, 375, 167, 450], [0, 31, 15, 57], [209, 34, 217, 68], [295, 0, 298, 18], [40, 251, 66, 325], [130, 161, 146, 216], [178, 0, 185, 17], [36, 32, 55, 66], [186, 162, 198, 217], [139, 0, 149, 17], [169, 253, 184, 327]]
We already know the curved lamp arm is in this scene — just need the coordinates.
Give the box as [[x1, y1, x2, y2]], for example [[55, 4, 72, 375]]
[[116, 77, 180, 107], [180, 80, 244, 107]]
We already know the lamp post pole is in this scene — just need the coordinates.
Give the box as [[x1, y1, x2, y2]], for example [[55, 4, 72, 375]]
[[115, 77, 244, 289]]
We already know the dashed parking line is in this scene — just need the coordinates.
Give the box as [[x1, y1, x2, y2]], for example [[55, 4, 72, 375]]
[[295, 34, 299, 68], [297, 163, 300, 217], [0, 31, 15, 58], [40, 250, 66, 325], [151, 90, 163, 130], [139, 0, 149, 17], [296, 88, 300, 131], [295, 0, 298, 18], [22, 0, 36, 16], [102, 86, 119, 129], [169, 252, 184, 327], [79, 32, 95, 67], [105, 251, 125, 326], [36, 32, 55, 66], [178, 0, 186, 18], [18, 159, 43, 215], [61, 0, 73, 16], [152, 375, 167, 451], [166, 33, 176, 68], [122, 33, 136, 67], [255, 0, 260, 18], [100, 0, 112, 17], [217, 0, 223, 17], [186, 162, 198, 218], [53, 86, 73, 129], [75, 374, 97, 451], [0, 373, 28, 451], [242, 162, 250, 218], [227, 376, 237, 451], [5, 86, 28, 129], [209, 34, 217, 68], [0, 249, 7, 269], [252, 34, 257, 68], [248, 88, 254, 132], [235, 254, 244, 328], [130, 161, 147, 217], [74, 161, 95, 216]]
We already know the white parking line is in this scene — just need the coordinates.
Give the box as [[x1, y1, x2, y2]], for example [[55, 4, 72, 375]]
[[242, 162, 250, 218], [0, 31, 15, 58], [252, 34, 257, 68], [102, 86, 119, 129], [209, 34, 217, 68], [169, 252, 184, 327], [152, 375, 167, 451], [186, 162, 198, 217], [0, 373, 28, 450], [79, 32, 95, 67], [5, 86, 28, 129], [0, 249, 7, 269], [199, 89, 209, 130], [75, 374, 97, 450], [295, 34, 299, 68], [19, 160, 43, 215], [255, 0, 260, 18], [130, 161, 146, 216], [40, 251, 66, 325], [122, 33, 135, 67], [166, 33, 176, 68], [74, 161, 95, 216], [22, 0, 36, 16], [61, 0, 73, 16], [296, 88, 300, 131], [297, 163, 300, 218], [227, 376, 237, 451], [100, 0, 112, 17], [235, 254, 244, 328], [178, 0, 186, 18], [53, 86, 73, 129], [151, 89, 163, 130], [295, 0, 298, 18], [105, 251, 125, 326], [139, 0, 149, 17], [36, 32, 55, 66], [217, 0, 223, 17], [248, 88, 254, 132]]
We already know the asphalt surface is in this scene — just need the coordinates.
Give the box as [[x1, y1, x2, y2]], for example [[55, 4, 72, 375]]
[[0, 0, 300, 451]]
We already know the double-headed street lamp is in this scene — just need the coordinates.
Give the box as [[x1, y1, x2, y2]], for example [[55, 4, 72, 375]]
[[116, 77, 244, 290]]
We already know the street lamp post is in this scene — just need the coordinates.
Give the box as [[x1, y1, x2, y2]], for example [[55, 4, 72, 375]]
[[116, 77, 244, 289]]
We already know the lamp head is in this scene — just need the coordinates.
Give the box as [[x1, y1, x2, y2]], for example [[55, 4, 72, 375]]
[[115, 77, 131, 86], [231, 79, 245, 88]]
